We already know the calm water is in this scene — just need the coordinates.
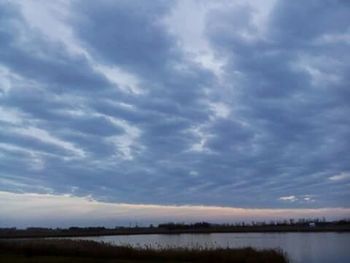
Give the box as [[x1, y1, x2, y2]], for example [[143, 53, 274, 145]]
[[71, 232, 350, 263]]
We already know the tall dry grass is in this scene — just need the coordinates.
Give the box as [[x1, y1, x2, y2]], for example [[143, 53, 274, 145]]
[[0, 239, 288, 262]]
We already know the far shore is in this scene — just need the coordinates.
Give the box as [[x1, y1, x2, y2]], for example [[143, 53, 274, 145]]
[[1, 223, 350, 239]]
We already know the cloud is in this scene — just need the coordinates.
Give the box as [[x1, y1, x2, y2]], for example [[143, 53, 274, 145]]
[[13, 126, 86, 159], [279, 196, 298, 202], [279, 195, 316, 203], [329, 172, 350, 181], [0, 0, 349, 218]]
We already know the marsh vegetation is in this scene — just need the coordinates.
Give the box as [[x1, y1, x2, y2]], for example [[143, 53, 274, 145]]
[[0, 239, 288, 263]]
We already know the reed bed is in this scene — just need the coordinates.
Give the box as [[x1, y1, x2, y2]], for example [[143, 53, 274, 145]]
[[0, 238, 289, 262]]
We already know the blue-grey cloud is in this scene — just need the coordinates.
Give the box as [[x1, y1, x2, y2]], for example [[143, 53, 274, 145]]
[[0, 0, 349, 220]]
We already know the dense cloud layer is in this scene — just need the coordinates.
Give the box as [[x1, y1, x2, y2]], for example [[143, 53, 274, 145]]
[[0, 0, 349, 217]]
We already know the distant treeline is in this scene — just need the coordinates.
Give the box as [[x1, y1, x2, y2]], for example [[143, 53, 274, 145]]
[[1, 218, 349, 238], [158, 218, 350, 229]]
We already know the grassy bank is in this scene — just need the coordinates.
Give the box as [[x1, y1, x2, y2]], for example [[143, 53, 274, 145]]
[[0, 239, 288, 263]]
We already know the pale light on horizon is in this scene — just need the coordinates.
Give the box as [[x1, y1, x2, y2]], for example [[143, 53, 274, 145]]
[[0, 191, 349, 228]]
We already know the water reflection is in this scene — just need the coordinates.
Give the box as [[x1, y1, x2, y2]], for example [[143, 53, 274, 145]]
[[71, 232, 350, 263]]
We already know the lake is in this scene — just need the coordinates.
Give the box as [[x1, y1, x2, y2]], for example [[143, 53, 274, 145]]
[[70, 232, 350, 263]]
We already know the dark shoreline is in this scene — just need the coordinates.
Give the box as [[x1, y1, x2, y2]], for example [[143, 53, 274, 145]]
[[0, 238, 288, 263], [1, 225, 349, 239]]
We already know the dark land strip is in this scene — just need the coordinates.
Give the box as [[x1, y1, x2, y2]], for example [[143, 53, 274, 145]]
[[0, 238, 288, 263], [1, 221, 350, 239]]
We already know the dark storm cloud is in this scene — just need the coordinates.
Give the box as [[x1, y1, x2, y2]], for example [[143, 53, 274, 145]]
[[0, 0, 349, 212]]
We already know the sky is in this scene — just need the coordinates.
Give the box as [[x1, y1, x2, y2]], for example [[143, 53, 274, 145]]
[[0, 0, 350, 227]]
